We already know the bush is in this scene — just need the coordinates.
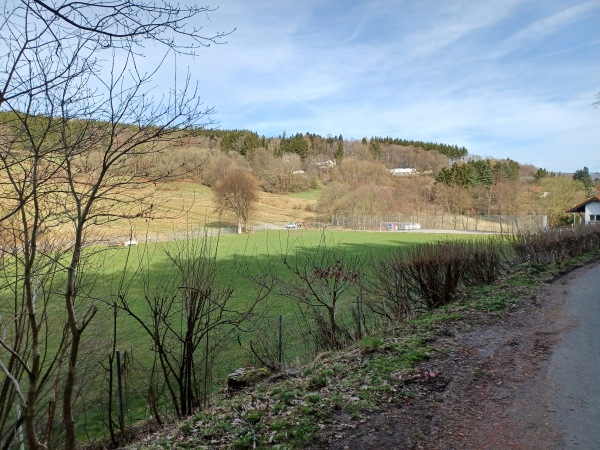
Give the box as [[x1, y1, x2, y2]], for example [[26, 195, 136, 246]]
[[367, 239, 507, 320], [402, 242, 468, 309], [365, 251, 417, 322], [512, 226, 600, 265], [462, 238, 508, 285]]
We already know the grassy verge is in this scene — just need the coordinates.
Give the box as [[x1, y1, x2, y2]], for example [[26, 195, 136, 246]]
[[122, 248, 600, 450]]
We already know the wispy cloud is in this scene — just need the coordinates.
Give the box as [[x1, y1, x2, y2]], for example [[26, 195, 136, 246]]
[[401, 0, 522, 59], [492, 1, 600, 58], [147, 0, 600, 172]]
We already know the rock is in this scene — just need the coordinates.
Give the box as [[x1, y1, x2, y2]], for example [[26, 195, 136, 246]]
[[227, 367, 271, 391]]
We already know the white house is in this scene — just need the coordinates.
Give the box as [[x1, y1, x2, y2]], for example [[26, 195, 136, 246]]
[[567, 196, 600, 224], [390, 168, 417, 176], [316, 160, 335, 169]]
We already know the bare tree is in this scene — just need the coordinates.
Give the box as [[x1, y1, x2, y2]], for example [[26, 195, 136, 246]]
[[116, 232, 270, 417], [213, 170, 261, 234], [270, 234, 363, 350], [0, 2, 225, 448]]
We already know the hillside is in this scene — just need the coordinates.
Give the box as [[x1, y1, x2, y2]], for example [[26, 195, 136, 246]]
[[93, 181, 319, 243]]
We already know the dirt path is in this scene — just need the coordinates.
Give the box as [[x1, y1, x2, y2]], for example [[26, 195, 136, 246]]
[[313, 261, 600, 449]]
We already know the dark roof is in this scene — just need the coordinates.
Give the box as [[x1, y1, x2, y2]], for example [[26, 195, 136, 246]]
[[567, 196, 600, 213]]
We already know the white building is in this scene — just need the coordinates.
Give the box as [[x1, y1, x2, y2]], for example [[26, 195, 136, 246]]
[[567, 196, 600, 224], [316, 160, 336, 168], [390, 168, 416, 176]]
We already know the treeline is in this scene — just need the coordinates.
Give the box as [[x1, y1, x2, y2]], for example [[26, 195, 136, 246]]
[[316, 155, 597, 230], [368, 136, 468, 159], [0, 111, 462, 194], [435, 158, 520, 187], [87, 128, 455, 193], [3, 110, 595, 229], [189, 126, 467, 164]]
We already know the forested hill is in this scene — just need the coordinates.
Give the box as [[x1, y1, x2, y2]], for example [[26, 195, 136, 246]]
[[0, 109, 467, 162], [369, 136, 468, 159], [189, 127, 468, 160]]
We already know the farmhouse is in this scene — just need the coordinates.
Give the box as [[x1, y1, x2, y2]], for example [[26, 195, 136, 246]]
[[567, 196, 600, 224]]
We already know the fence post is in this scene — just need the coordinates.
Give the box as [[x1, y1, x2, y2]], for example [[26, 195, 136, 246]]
[[278, 315, 283, 366], [116, 350, 125, 433]]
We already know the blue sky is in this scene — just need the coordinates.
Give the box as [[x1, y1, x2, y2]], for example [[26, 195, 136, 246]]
[[149, 1, 600, 172]]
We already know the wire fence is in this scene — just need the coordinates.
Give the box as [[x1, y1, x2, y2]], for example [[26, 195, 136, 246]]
[[326, 214, 547, 233]]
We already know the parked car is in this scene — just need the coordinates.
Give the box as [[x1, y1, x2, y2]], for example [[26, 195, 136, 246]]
[[285, 222, 299, 229]]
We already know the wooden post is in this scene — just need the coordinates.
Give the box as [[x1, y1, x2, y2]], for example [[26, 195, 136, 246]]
[[116, 350, 125, 433], [278, 315, 283, 366]]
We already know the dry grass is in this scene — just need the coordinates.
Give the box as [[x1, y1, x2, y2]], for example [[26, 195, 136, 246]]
[[99, 180, 318, 243]]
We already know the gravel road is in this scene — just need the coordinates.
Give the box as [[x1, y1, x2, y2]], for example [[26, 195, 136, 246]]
[[546, 262, 600, 449]]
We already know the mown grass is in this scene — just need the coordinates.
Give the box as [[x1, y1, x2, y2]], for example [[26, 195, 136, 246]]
[[96, 229, 463, 317]]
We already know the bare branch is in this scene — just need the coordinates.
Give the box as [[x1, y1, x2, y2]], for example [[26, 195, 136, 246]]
[[0, 359, 27, 407]]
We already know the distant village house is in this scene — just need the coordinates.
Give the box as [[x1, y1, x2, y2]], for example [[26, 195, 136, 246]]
[[390, 168, 417, 176], [316, 160, 336, 169]]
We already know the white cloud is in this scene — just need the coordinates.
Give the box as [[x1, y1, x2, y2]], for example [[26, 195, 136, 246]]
[[400, 0, 522, 59], [144, 0, 600, 172]]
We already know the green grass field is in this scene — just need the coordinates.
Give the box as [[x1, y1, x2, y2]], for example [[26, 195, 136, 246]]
[[4, 229, 470, 441], [92, 229, 465, 365], [97, 229, 459, 317]]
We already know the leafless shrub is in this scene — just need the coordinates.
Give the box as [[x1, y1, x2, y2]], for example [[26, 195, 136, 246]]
[[310, 311, 354, 352], [512, 226, 600, 264], [367, 239, 507, 319], [461, 238, 509, 285], [117, 231, 269, 418], [364, 252, 416, 322], [402, 242, 470, 309]]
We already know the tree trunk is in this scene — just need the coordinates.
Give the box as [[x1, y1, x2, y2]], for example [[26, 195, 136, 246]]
[[24, 253, 42, 450], [63, 330, 81, 450], [63, 239, 87, 450]]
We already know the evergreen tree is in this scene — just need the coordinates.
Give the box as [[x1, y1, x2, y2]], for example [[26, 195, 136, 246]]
[[573, 166, 594, 196], [435, 167, 452, 184], [493, 159, 520, 182], [281, 133, 309, 159], [369, 140, 381, 159], [534, 168, 549, 181], [473, 160, 493, 186], [335, 141, 344, 164]]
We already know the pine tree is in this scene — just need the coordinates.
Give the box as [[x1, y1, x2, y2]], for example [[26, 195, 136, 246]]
[[573, 166, 593, 196], [534, 168, 549, 181], [335, 141, 344, 164], [369, 140, 381, 159]]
